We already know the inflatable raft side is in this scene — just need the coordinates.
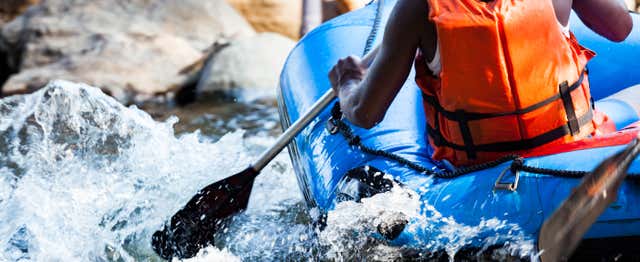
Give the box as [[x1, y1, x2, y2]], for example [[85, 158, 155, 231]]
[[279, 0, 640, 243]]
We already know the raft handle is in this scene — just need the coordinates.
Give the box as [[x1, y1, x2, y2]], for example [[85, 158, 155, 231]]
[[494, 166, 520, 191]]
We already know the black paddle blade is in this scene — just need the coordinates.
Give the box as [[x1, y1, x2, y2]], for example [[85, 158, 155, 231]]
[[538, 138, 640, 261], [152, 166, 258, 259]]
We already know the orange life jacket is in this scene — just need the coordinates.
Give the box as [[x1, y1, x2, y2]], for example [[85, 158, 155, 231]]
[[415, 0, 613, 166]]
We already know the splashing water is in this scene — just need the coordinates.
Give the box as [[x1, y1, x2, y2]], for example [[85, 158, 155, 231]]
[[0, 80, 298, 261], [321, 183, 537, 261], [0, 80, 536, 261]]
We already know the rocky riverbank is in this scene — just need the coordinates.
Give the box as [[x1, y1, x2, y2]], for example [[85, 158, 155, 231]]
[[0, 0, 294, 106], [0, 0, 370, 106]]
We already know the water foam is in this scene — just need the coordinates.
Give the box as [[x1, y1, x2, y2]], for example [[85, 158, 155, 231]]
[[320, 180, 537, 261], [0, 80, 300, 261]]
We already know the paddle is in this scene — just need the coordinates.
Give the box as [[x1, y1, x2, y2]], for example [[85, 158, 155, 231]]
[[151, 47, 380, 259], [537, 133, 640, 261]]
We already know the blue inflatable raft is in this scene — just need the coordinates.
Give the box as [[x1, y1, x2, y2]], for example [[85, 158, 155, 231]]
[[278, 0, 640, 258]]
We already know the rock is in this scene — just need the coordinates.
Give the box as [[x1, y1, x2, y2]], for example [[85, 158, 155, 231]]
[[0, 0, 255, 103], [335, 0, 368, 13], [3, 34, 204, 102], [196, 33, 295, 101], [376, 211, 408, 241], [322, 0, 368, 22], [0, 0, 39, 25], [226, 0, 302, 39], [625, 0, 636, 10], [322, 0, 342, 22]]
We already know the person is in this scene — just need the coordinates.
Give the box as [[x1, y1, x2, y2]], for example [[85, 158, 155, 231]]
[[329, 0, 633, 166]]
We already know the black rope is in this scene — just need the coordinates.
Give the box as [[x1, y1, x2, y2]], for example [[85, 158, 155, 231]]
[[363, 0, 384, 56], [329, 102, 640, 179]]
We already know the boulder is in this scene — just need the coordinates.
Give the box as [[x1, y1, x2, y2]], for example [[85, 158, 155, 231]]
[[0, 0, 39, 25], [335, 0, 368, 13], [196, 33, 295, 101], [0, 0, 255, 103], [226, 0, 302, 39], [322, 0, 369, 22], [322, 0, 342, 22]]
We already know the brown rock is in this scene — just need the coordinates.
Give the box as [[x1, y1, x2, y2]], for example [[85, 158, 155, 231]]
[[322, 0, 368, 21], [0, 0, 39, 25], [0, 0, 255, 103], [226, 0, 303, 40], [322, 0, 342, 21], [335, 0, 368, 13]]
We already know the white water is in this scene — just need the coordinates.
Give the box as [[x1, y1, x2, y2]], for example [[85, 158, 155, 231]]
[[321, 183, 537, 261], [0, 81, 537, 261], [0, 81, 295, 261]]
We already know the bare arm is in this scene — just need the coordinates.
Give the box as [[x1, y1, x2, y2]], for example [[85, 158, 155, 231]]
[[329, 0, 428, 128], [573, 0, 632, 42]]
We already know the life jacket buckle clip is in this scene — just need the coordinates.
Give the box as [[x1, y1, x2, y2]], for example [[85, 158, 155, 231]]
[[493, 166, 520, 192]]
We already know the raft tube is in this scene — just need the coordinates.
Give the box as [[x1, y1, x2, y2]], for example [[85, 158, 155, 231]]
[[278, 0, 640, 257]]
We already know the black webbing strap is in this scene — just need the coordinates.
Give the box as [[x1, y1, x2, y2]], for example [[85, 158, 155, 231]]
[[456, 110, 477, 159], [424, 69, 588, 158], [559, 80, 580, 135], [427, 108, 594, 152], [422, 69, 587, 122]]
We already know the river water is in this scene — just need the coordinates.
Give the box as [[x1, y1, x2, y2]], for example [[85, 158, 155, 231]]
[[0, 81, 537, 261]]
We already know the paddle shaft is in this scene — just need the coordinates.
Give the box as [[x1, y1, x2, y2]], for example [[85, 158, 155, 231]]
[[254, 90, 336, 170], [253, 46, 380, 171]]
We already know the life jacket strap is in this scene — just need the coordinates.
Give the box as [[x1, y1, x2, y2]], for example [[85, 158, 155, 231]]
[[422, 69, 587, 121], [427, 107, 594, 153], [424, 69, 590, 159], [559, 80, 580, 135], [455, 109, 477, 159]]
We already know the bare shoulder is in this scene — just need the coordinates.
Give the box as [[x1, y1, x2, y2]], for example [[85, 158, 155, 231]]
[[572, 0, 632, 42], [385, 0, 436, 57], [387, 0, 429, 31]]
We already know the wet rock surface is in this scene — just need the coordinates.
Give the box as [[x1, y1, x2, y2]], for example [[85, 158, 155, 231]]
[[0, 0, 255, 103], [0, 0, 39, 25], [196, 33, 295, 101], [0, 45, 14, 90]]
